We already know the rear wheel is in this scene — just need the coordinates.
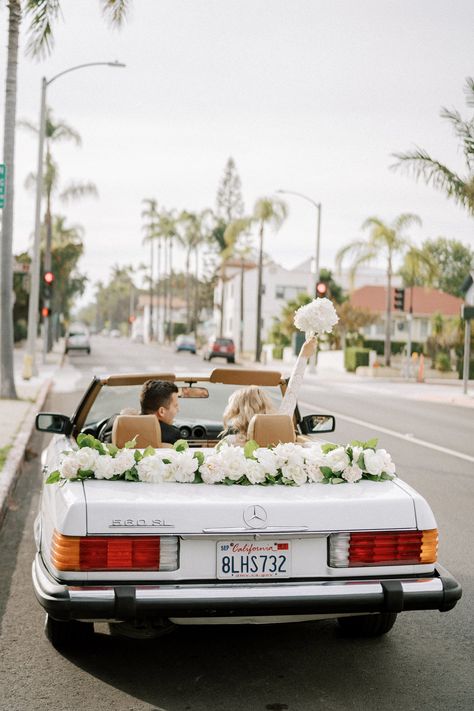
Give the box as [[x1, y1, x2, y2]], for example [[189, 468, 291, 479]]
[[337, 612, 398, 637], [227, 356, 235, 363], [45, 615, 94, 649]]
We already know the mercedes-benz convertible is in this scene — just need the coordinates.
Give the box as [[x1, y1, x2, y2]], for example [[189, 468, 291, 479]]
[[33, 368, 461, 649]]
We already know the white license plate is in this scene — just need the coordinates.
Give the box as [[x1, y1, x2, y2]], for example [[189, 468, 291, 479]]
[[217, 540, 291, 579]]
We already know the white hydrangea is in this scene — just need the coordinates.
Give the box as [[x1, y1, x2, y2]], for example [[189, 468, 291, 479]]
[[281, 463, 307, 486], [218, 444, 247, 481], [273, 442, 305, 469], [342, 463, 363, 483], [304, 445, 326, 483], [113, 449, 137, 475], [245, 460, 267, 484], [325, 446, 350, 473], [137, 454, 166, 483], [200, 453, 227, 484], [294, 297, 339, 336], [363, 449, 385, 476], [168, 450, 199, 483], [75, 446, 99, 472], [94, 454, 117, 480], [254, 447, 279, 477], [60, 453, 81, 479]]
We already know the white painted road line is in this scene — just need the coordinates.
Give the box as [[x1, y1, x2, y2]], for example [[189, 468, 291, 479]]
[[299, 400, 474, 464]]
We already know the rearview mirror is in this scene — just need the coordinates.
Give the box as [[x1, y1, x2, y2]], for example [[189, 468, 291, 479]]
[[178, 386, 209, 398], [36, 413, 72, 435], [300, 414, 335, 435]]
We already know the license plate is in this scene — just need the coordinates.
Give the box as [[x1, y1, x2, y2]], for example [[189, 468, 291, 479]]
[[217, 540, 291, 579], [219, 347, 227, 352]]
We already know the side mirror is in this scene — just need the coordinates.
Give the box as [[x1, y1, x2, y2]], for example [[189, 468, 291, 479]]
[[300, 414, 335, 435], [36, 413, 72, 435]]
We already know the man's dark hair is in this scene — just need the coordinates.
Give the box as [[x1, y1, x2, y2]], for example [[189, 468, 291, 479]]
[[140, 380, 178, 414]]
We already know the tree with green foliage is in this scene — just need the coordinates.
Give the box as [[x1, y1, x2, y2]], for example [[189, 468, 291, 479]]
[[1, 0, 129, 397], [216, 157, 244, 223], [335, 302, 378, 349], [392, 77, 474, 217], [177, 210, 213, 332], [336, 214, 421, 366], [401, 237, 473, 297], [268, 291, 312, 348], [318, 268, 346, 304]]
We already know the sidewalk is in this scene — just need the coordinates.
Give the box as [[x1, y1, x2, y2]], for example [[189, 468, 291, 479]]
[[0, 340, 64, 524]]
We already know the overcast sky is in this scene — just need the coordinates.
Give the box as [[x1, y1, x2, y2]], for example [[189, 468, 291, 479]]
[[4, 0, 474, 304]]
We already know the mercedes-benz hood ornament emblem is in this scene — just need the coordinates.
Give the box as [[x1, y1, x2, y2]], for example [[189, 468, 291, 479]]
[[243, 504, 267, 529]]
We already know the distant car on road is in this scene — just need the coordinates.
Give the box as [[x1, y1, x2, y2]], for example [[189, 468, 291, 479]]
[[176, 334, 197, 354], [110, 329, 121, 338], [203, 337, 235, 363], [65, 324, 90, 355]]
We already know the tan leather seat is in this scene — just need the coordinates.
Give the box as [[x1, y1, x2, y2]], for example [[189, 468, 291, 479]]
[[112, 414, 169, 448], [247, 414, 296, 447]]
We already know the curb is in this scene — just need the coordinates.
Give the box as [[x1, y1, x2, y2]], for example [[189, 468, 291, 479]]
[[0, 377, 52, 527]]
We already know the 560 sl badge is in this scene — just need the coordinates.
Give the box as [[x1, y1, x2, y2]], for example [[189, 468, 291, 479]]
[[109, 518, 175, 528]]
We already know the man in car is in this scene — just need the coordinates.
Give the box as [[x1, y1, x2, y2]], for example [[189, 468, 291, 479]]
[[140, 379, 181, 444]]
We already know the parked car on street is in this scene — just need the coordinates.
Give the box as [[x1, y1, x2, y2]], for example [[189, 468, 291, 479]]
[[175, 334, 197, 354], [65, 323, 90, 355], [203, 336, 235, 363], [33, 367, 461, 650]]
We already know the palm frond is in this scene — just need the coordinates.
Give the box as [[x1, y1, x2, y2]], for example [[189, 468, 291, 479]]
[[17, 118, 38, 134], [335, 239, 371, 269], [100, 0, 130, 27], [440, 107, 474, 167], [59, 181, 99, 203], [24, 0, 61, 59], [464, 77, 474, 108], [393, 212, 422, 232]]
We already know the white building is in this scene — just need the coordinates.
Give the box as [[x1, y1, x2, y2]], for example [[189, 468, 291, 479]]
[[214, 259, 314, 355]]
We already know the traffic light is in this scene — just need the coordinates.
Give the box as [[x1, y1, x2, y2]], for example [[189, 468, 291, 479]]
[[316, 282, 328, 298], [43, 271, 55, 285], [41, 306, 51, 318], [394, 287, 405, 311]]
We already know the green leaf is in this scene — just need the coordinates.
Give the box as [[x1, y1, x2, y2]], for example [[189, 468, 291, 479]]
[[364, 438, 378, 450], [380, 472, 394, 480], [107, 443, 118, 457], [321, 443, 338, 454], [357, 454, 365, 469], [124, 436, 138, 449], [320, 466, 334, 478], [330, 477, 345, 484], [45, 470, 61, 484], [349, 439, 365, 448], [77, 433, 106, 455], [125, 469, 139, 481], [194, 451, 204, 466], [173, 439, 189, 452], [143, 445, 156, 458], [193, 471, 203, 484], [244, 440, 259, 459], [134, 450, 143, 462]]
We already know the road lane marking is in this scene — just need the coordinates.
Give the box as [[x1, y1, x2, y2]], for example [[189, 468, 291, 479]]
[[299, 401, 474, 464]]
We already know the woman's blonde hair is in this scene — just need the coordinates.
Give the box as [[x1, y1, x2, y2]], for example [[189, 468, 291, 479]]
[[222, 386, 276, 438]]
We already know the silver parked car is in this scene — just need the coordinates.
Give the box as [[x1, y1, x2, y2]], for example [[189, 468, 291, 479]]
[[65, 323, 91, 355]]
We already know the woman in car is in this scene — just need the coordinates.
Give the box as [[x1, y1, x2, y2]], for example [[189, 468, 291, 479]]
[[220, 336, 317, 446]]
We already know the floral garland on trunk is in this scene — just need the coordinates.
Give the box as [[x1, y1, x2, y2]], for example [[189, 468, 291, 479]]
[[46, 434, 396, 487]]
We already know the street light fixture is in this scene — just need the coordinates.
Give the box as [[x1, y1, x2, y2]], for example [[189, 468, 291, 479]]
[[23, 61, 125, 378]]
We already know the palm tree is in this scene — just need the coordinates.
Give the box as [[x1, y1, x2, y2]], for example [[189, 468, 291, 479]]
[[252, 198, 288, 362], [392, 77, 474, 217], [0, 0, 129, 397], [177, 210, 212, 333], [336, 214, 421, 366], [141, 198, 160, 341]]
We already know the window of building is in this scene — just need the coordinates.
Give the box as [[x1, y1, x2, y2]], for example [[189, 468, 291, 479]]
[[275, 286, 285, 299]]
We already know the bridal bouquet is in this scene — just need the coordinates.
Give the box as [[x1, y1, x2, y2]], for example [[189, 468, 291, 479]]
[[46, 434, 396, 487], [294, 297, 339, 337]]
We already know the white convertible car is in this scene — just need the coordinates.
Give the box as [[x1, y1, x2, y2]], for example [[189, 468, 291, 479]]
[[33, 369, 461, 649]]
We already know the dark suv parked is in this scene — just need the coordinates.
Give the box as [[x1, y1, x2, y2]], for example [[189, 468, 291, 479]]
[[203, 337, 235, 363]]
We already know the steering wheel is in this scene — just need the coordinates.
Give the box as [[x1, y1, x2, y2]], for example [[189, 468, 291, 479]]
[[95, 416, 115, 442]]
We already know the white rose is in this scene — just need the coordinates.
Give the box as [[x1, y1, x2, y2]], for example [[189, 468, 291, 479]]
[[60, 454, 80, 479], [219, 445, 247, 481], [94, 454, 117, 480], [137, 455, 165, 483], [170, 450, 199, 483], [273, 443, 305, 469], [325, 447, 350, 473], [350, 446, 363, 465], [200, 454, 226, 484], [281, 464, 307, 486], [113, 449, 137, 475], [75, 447, 98, 472], [378, 448, 396, 476], [254, 448, 279, 477], [305, 462, 324, 483], [363, 449, 385, 476], [245, 460, 267, 484], [342, 463, 363, 483]]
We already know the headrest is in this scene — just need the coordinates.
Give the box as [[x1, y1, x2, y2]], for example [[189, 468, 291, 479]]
[[247, 414, 296, 448], [112, 414, 162, 448], [210, 368, 282, 386]]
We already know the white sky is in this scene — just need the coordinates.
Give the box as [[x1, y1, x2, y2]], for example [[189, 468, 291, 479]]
[[3, 0, 474, 305]]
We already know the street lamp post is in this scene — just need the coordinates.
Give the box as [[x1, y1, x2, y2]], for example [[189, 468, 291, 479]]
[[277, 189, 322, 371], [23, 61, 125, 379]]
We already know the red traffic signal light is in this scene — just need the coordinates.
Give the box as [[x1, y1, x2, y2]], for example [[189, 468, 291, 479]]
[[41, 306, 50, 318], [394, 287, 405, 311], [44, 271, 55, 285], [128, 315, 136, 324], [316, 282, 328, 297]]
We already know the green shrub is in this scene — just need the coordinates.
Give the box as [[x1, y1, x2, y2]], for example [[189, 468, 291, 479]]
[[344, 347, 370, 372], [272, 345, 284, 360], [435, 352, 451, 372], [362, 339, 425, 356], [457, 359, 474, 379], [14, 319, 27, 342]]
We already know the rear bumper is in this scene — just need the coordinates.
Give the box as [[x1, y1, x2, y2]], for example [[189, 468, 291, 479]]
[[32, 554, 462, 622]]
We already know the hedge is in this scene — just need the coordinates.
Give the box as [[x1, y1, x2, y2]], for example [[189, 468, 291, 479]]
[[362, 339, 425, 356], [344, 347, 371, 372], [458, 359, 474, 379]]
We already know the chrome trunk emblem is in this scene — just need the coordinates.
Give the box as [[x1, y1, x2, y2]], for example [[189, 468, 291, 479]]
[[243, 505, 267, 528]]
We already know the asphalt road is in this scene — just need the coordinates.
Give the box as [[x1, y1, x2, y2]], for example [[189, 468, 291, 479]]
[[0, 336, 472, 711]]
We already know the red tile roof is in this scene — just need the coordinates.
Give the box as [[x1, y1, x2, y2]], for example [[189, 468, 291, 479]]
[[350, 285, 463, 317]]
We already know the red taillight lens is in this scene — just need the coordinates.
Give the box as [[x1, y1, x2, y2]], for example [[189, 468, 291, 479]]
[[51, 530, 178, 571], [329, 529, 438, 567]]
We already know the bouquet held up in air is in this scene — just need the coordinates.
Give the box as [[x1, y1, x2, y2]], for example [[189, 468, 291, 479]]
[[294, 296, 339, 338]]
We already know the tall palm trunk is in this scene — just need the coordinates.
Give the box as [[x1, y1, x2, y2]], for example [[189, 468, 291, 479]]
[[148, 239, 154, 341], [219, 264, 226, 338], [385, 253, 392, 367], [194, 245, 199, 337], [168, 239, 173, 341], [155, 237, 161, 342], [185, 248, 191, 333], [255, 220, 264, 362], [0, 0, 21, 399], [44, 158, 53, 352], [240, 257, 245, 354]]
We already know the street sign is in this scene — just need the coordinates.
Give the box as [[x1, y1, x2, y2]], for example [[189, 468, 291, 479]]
[[0, 163, 5, 209], [461, 304, 474, 320]]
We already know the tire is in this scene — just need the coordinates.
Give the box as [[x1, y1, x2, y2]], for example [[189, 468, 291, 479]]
[[65, 349, 69, 355], [337, 612, 398, 638], [45, 615, 94, 650], [87, 348, 91, 355], [227, 356, 235, 363]]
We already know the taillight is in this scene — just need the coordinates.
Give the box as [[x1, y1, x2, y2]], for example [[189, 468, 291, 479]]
[[329, 529, 438, 568], [51, 530, 178, 571]]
